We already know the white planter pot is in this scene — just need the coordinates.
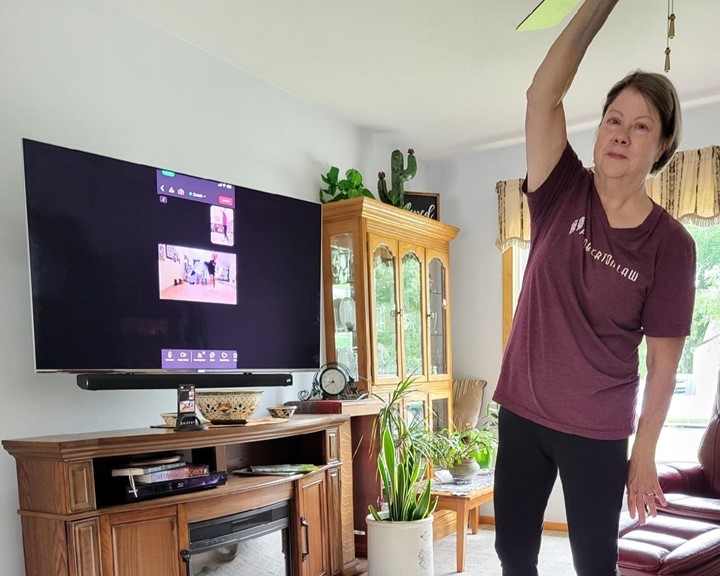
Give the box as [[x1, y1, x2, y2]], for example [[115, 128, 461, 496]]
[[366, 512, 434, 576]]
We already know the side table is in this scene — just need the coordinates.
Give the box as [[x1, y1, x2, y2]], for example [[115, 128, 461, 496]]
[[429, 471, 494, 573]]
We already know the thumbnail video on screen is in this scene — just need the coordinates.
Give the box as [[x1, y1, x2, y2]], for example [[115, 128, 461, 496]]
[[158, 244, 237, 305]]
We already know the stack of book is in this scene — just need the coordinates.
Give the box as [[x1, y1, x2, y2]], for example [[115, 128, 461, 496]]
[[111, 455, 216, 501]]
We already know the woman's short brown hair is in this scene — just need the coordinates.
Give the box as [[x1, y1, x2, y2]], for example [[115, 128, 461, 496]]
[[602, 71, 682, 175]]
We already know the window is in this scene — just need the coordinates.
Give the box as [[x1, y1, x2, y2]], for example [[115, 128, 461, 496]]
[[645, 223, 720, 462]]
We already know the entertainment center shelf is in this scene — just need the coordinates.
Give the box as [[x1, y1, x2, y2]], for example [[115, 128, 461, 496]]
[[3, 414, 356, 576]]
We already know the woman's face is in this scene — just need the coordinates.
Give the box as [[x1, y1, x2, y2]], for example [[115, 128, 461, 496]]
[[593, 87, 666, 182]]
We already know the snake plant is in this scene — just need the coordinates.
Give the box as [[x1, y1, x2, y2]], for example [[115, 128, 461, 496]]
[[368, 376, 438, 522]]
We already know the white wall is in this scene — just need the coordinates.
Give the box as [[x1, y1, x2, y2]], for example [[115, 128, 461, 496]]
[[433, 99, 720, 524], [0, 0, 437, 572]]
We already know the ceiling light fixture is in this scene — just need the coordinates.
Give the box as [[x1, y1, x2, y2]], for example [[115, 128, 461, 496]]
[[664, 0, 676, 72]]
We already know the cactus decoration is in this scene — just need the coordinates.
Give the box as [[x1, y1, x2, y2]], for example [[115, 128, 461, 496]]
[[377, 148, 417, 209]]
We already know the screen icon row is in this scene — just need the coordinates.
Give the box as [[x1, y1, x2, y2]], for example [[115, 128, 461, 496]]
[[161, 348, 238, 370]]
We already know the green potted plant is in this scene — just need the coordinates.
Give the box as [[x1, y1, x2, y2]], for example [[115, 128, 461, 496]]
[[473, 402, 499, 469], [366, 376, 438, 576], [428, 426, 494, 482], [425, 403, 498, 481], [319, 166, 375, 203]]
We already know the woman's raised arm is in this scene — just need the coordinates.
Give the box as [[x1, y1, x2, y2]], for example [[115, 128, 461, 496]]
[[525, 0, 620, 192]]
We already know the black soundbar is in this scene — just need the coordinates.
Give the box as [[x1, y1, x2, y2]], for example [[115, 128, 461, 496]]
[[76, 372, 293, 390]]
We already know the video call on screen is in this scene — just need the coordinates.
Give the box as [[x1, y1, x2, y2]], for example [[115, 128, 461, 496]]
[[24, 140, 321, 371]]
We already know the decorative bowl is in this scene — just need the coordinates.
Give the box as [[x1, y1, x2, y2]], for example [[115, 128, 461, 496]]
[[160, 412, 178, 427], [267, 405, 297, 419], [196, 389, 264, 422]]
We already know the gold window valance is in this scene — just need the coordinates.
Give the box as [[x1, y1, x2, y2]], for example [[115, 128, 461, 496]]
[[646, 145, 720, 226], [495, 145, 720, 252]]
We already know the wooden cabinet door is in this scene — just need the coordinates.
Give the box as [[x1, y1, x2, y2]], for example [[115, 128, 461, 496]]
[[295, 471, 329, 576], [325, 466, 343, 575], [68, 518, 102, 576], [101, 506, 181, 576]]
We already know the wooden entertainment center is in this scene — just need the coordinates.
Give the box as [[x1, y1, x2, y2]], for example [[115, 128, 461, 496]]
[[2, 414, 358, 576]]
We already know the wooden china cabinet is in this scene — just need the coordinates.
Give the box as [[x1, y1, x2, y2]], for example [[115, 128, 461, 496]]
[[321, 197, 460, 550]]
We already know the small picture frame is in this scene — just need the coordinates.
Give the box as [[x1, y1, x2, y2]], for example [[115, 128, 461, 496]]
[[404, 191, 440, 221]]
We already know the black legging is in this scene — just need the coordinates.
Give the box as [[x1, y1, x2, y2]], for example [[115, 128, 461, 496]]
[[493, 407, 627, 576]]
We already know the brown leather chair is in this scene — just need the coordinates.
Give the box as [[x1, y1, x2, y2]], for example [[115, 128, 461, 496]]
[[618, 372, 720, 575]]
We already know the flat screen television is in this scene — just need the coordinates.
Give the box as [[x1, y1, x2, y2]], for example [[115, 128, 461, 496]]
[[23, 139, 321, 388]]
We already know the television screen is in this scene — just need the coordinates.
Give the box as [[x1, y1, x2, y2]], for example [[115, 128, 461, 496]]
[[23, 139, 321, 374]]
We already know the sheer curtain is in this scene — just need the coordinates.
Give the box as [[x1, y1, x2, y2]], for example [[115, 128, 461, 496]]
[[495, 145, 720, 252], [495, 178, 528, 252]]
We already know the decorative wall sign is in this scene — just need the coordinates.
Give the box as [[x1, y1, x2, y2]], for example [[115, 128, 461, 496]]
[[405, 191, 440, 221]]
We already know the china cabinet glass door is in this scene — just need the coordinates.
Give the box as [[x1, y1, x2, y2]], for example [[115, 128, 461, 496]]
[[373, 243, 399, 380], [404, 397, 427, 430], [427, 256, 448, 376], [405, 393, 448, 433], [400, 250, 424, 379], [430, 394, 449, 433], [330, 232, 358, 379]]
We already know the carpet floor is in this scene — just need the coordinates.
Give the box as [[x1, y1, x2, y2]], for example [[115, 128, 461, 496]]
[[433, 526, 575, 575]]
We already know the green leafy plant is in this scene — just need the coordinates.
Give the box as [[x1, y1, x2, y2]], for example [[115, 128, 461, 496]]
[[370, 376, 431, 456], [428, 426, 495, 471], [368, 426, 437, 522], [422, 402, 499, 471], [368, 376, 438, 522], [320, 166, 375, 203], [474, 402, 499, 468]]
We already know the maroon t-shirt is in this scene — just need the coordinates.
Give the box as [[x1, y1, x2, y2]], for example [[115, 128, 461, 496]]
[[493, 144, 696, 440]]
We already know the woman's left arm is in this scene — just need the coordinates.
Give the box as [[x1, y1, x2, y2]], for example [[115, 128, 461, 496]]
[[627, 335, 686, 523]]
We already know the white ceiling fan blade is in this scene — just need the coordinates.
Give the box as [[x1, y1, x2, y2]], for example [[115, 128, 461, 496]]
[[516, 0, 581, 31]]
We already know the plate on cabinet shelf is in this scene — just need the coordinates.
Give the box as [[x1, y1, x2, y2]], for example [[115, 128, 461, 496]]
[[338, 297, 356, 330]]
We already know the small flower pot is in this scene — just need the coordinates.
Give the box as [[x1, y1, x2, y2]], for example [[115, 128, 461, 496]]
[[449, 457, 480, 483]]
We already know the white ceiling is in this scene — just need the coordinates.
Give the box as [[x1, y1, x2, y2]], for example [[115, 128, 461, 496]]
[[110, 0, 720, 159]]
